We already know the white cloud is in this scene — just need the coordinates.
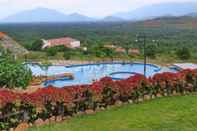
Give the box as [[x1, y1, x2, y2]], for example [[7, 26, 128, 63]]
[[0, 0, 196, 19]]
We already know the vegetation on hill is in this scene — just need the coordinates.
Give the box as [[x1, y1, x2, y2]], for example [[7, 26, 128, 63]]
[[0, 33, 29, 57], [0, 17, 197, 61]]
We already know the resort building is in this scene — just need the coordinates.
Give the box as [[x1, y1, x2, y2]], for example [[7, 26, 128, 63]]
[[128, 48, 140, 55], [42, 37, 81, 49], [104, 44, 140, 55], [115, 47, 126, 53], [104, 44, 126, 53]]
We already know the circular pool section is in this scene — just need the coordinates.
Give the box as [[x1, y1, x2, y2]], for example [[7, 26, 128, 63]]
[[27, 62, 161, 88], [110, 72, 141, 80]]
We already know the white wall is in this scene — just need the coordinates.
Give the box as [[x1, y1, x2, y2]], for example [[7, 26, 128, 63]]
[[41, 39, 50, 49], [70, 41, 80, 48]]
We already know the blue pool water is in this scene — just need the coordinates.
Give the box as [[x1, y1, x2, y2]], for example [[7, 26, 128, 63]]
[[27, 62, 162, 87]]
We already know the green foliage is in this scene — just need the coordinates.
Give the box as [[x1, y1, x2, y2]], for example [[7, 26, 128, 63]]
[[0, 55, 32, 89], [1, 22, 197, 60], [63, 48, 73, 60], [146, 44, 157, 58], [176, 47, 191, 60], [28, 39, 43, 51], [89, 45, 116, 59], [45, 47, 57, 56]]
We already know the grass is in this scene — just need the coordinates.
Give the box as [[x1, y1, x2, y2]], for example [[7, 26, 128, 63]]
[[29, 94, 197, 131]]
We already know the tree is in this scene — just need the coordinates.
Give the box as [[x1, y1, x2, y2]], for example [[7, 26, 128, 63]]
[[29, 39, 43, 51], [103, 48, 116, 60], [176, 47, 191, 60], [63, 48, 72, 60], [46, 47, 57, 56], [146, 44, 157, 58], [123, 40, 132, 55], [0, 54, 32, 89]]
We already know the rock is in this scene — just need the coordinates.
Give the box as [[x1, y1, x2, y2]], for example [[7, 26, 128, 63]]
[[151, 95, 156, 99], [172, 90, 177, 96], [36, 107, 43, 114], [44, 119, 50, 125], [144, 95, 151, 101], [63, 116, 71, 121], [56, 116, 62, 122], [85, 109, 95, 115], [156, 93, 162, 98], [34, 118, 45, 127], [107, 106, 112, 110], [115, 100, 123, 107], [128, 99, 133, 104], [77, 111, 85, 116], [138, 98, 143, 102], [9, 128, 14, 131], [95, 107, 102, 112], [49, 116, 56, 123], [29, 123, 33, 127], [164, 93, 168, 96], [100, 107, 105, 111], [15, 122, 29, 131]]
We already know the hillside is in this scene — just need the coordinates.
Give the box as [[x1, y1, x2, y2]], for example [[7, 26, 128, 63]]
[[0, 32, 28, 56], [135, 16, 197, 29]]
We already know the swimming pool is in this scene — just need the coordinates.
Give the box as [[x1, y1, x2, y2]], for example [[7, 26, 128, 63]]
[[27, 62, 162, 87]]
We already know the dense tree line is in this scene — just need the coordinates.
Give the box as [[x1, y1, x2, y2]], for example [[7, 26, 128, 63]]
[[0, 22, 196, 60]]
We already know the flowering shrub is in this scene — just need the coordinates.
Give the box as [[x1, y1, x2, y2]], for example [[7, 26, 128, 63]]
[[1, 69, 197, 130]]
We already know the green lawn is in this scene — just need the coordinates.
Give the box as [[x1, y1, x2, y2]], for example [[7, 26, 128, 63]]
[[29, 94, 197, 131]]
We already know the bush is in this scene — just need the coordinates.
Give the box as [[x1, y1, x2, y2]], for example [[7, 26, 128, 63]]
[[63, 48, 73, 60], [1, 69, 197, 129], [45, 47, 57, 56], [176, 47, 191, 60], [146, 44, 157, 58], [0, 55, 32, 89], [28, 39, 43, 51]]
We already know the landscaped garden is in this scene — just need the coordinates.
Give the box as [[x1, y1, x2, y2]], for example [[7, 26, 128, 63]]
[[1, 22, 197, 131], [29, 93, 197, 131], [1, 59, 197, 130]]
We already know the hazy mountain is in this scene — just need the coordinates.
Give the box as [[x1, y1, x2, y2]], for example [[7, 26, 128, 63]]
[[2, 2, 197, 23], [1, 8, 95, 23], [66, 13, 95, 22], [186, 12, 197, 17], [114, 2, 197, 20], [101, 16, 124, 22]]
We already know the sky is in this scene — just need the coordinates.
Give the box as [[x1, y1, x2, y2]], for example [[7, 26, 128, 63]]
[[0, 0, 196, 19]]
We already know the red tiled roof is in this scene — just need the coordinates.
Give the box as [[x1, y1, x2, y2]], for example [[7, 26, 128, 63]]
[[0, 32, 6, 39], [47, 37, 77, 46], [129, 48, 140, 55], [115, 47, 126, 53]]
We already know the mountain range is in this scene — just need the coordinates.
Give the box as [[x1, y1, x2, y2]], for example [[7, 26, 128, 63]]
[[1, 2, 197, 23], [1, 8, 94, 23], [114, 2, 197, 20]]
